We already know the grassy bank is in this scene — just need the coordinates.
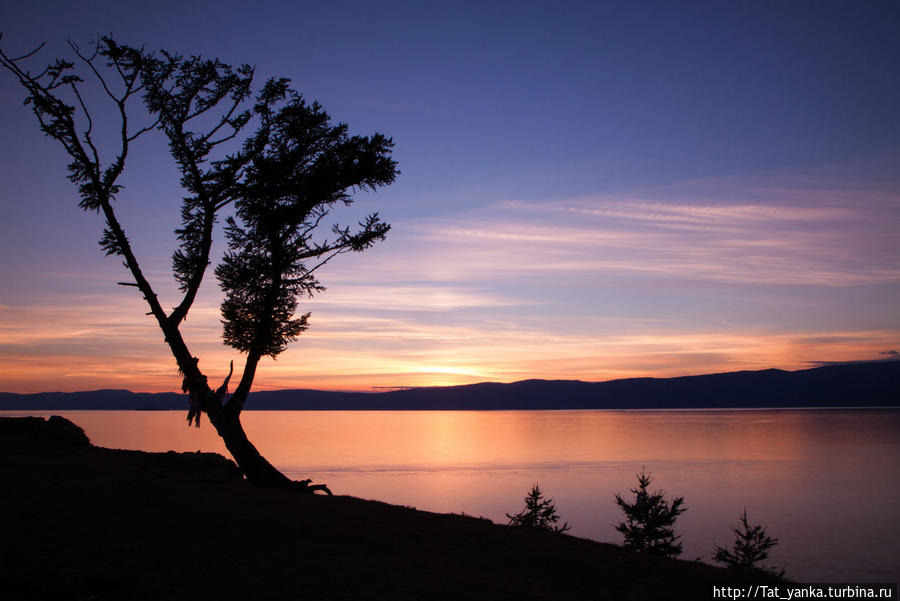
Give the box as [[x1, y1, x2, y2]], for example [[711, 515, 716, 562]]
[[1, 416, 780, 600]]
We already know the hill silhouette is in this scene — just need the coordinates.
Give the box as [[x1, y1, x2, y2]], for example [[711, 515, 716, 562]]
[[1, 361, 897, 411]]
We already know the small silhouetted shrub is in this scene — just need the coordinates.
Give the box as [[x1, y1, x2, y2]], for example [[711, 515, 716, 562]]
[[615, 467, 686, 557], [714, 509, 784, 577], [507, 483, 570, 533]]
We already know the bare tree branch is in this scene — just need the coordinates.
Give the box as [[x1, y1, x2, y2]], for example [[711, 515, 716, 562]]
[[8, 41, 46, 62], [68, 39, 118, 104]]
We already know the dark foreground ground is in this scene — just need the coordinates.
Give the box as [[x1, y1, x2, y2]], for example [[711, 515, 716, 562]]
[[1, 416, 781, 601]]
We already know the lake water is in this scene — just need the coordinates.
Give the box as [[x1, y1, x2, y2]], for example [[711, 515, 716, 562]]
[[5, 408, 899, 582]]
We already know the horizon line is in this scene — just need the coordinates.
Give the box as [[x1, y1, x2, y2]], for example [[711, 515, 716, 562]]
[[3, 358, 897, 397]]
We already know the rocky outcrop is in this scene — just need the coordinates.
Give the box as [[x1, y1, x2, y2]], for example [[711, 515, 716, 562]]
[[0, 415, 91, 447]]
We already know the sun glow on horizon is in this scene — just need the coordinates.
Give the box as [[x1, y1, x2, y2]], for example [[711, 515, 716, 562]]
[[2, 316, 896, 394]]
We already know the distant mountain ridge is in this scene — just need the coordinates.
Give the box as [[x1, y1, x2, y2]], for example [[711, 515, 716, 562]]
[[1, 361, 897, 411]]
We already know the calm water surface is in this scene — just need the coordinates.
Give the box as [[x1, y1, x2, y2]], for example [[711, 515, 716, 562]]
[[6, 409, 899, 582]]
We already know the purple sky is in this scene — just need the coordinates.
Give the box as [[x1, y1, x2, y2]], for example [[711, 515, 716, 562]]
[[1, 1, 899, 392]]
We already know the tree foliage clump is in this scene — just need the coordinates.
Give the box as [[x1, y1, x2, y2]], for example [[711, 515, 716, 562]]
[[615, 468, 686, 557], [714, 509, 784, 577], [216, 78, 394, 360], [506, 483, 570, 534]]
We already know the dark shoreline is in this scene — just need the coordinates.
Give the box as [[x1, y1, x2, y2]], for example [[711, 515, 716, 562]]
[[1, 416, 784, 600]]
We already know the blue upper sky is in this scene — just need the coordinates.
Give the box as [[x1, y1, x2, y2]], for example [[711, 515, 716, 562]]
[[1, 1, 898, 392]]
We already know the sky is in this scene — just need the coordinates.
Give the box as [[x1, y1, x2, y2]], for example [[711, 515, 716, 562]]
[[1, 1, 899, 393]]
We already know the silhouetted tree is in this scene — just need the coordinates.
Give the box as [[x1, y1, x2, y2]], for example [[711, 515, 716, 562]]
[[615, 467, 686, 556], [0, 35, 397, 492], [507, 483, 570, 533], [714, 509, 784, 577]]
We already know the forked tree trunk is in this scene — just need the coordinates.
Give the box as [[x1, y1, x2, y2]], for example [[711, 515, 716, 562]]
[[172, 334, 330, 493], [211, 411, 292, 488], [194, 392, 331, 494]]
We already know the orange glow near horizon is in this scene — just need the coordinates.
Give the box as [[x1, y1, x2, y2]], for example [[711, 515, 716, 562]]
[[2, 300, 897, 393]]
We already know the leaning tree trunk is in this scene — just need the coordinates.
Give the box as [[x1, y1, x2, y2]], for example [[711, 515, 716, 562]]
[[212, 411, 291, 487], [211, 411, 330, 492], [172, 330, 331, 494], [193, 400, 331, 494]]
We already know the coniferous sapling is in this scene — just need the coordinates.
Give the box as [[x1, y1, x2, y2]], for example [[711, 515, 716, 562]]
[[714, 509, 784, 577], [615, 468, 686, 557], [507, 483, 570, 533]]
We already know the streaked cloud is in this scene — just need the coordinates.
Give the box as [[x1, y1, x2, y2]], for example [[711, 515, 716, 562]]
[[372, 170, 900, 289]]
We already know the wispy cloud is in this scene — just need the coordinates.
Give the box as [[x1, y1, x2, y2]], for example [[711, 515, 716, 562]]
[[310, 284, 521, 312], [504, 198, 857, 227], [383, 172, 900, 288]]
